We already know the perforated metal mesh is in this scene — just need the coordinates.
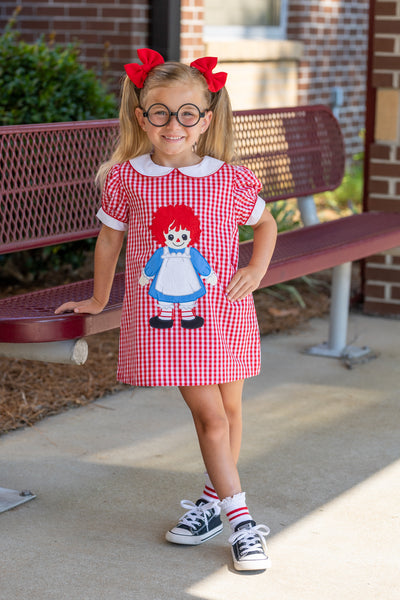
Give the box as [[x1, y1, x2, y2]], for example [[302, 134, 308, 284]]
[[0, 120, 119, 254], [0, 106, 344, 255], [233, 106, 345, 202]]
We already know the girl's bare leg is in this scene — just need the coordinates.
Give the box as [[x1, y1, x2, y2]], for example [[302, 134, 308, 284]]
[[179, 382, 243, 500], [219, 379, 244, 466]]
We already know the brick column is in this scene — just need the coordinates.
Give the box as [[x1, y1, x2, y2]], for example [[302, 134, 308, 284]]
[[365, 0, 400, 316], [180, 0, 205, 62]]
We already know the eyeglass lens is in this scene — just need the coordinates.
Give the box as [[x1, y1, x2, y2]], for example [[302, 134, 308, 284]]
[[144, 103, 205, 127]]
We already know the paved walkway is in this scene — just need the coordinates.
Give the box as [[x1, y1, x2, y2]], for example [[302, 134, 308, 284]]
[[1, 313, 399, 599]]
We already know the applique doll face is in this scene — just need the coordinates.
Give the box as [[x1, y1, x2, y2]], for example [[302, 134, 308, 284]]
[[164, 227, 191, 249]]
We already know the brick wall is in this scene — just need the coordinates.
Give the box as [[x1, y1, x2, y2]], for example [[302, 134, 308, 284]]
[[180, 0, 205, 62], [0, 1, 150, 93], [287, 0, 369, 161], [364, 0, 400, 317]]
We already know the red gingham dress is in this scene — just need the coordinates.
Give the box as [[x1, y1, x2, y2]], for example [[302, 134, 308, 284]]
[[97, 154, 265, 387]]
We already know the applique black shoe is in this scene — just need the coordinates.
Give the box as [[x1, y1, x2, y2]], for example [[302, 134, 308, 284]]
[[181, 316, 204, 329], [149, 316, 173, 329], [229, 520, 272, 571], [166, 499, 223, 545]]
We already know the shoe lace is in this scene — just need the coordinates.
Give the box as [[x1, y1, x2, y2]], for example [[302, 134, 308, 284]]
[[228, 524, 271, 557], [178, 499, 219, 531]]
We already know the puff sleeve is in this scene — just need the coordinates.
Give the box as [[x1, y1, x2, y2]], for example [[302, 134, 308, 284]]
[[96, 164, 129, 231], [233, 165, 264, 226]]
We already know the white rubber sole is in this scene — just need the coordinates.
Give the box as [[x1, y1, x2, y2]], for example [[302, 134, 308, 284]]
[[165, 523, 224, 546], [232, 552, 272, 572]]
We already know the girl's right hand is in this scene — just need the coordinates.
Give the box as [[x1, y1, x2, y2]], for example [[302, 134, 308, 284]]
[[54, 296, 105, 315]]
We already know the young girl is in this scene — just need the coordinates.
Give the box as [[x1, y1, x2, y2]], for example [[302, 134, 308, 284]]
[[56, 48, 277, 572]]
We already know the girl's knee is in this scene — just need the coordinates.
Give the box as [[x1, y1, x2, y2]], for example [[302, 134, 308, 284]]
[[194, 411, 229, 442]]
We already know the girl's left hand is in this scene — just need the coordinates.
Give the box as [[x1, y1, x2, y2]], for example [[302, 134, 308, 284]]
[[225, 265, 263, 302]]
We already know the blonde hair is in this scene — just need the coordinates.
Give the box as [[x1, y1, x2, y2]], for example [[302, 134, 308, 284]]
[[96, 61, 234, 188]]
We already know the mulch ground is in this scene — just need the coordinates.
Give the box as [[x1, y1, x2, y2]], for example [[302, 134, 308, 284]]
[[0, 255, 361, 436]]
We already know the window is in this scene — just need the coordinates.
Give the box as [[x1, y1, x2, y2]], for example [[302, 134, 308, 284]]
[[204, 0, 287, 40]]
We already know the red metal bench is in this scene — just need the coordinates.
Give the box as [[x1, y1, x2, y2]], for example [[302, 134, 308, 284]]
[[1, 106, 400, 363]]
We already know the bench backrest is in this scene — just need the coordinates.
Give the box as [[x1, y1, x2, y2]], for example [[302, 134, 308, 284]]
[[0, 105, 345, 255]]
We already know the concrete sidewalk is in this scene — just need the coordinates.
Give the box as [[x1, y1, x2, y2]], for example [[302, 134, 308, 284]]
[[1, 313, 399, 600]]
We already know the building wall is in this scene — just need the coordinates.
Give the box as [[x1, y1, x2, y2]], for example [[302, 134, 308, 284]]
[[365, 0, 400, 317], [287, 0, 370, 160]]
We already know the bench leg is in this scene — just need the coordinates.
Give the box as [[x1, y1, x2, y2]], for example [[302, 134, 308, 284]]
[[0, 487, 36, 513], [0, 339, 88, 365], [297, 194, 320, 226], [307, 262, 371, 359]]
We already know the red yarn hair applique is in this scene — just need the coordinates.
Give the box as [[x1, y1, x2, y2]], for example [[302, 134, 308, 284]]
[[150, 205, 201, 246]]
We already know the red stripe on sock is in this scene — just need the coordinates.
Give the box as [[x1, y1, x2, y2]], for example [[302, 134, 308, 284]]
[[226, 506, 249, 518], [203, 485, 219, 500], [227, 508, 250, 521], [228, 512, 250, 523]]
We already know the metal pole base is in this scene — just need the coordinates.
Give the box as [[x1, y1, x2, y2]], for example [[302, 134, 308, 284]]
[[0, 487, 36, 514], [306, 343, 373, 360]]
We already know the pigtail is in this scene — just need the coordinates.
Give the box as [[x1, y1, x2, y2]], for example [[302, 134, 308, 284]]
[[197, 87, 235, 163], [96, 77, 152, 188]]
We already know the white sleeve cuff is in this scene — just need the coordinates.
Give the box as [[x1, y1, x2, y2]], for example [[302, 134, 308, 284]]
[[97, 207, 128, 231], [245, 197, 266, 226]]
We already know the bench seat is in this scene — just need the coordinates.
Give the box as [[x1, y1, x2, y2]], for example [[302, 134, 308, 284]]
[[1, 211, 399, 344]]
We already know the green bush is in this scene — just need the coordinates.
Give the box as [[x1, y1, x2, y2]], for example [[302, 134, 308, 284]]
[[0, 13, 117, 125], [319, 154, 364, 214]]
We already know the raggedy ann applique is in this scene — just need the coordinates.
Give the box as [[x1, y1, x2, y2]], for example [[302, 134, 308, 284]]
[[139, 204, 217, 329]]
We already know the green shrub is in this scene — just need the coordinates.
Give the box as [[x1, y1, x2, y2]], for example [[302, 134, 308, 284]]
[[319, 155, 364, 214], [315, 136, 365, 216], [0, 13, 117, 125]]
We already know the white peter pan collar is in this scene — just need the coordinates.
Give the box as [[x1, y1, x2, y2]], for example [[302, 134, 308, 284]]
[[129, 154, 224, 177]]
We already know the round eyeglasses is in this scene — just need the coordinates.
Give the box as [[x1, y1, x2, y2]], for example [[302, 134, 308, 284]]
[[142, 103, 206, 128]]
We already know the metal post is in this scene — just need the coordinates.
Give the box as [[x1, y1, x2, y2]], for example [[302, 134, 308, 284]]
[[297, 195, 320, 226], [150, 0, 181, 61], [327, 262, 352, 354], [297, 195, 372, 360], [307, 261, 371, 359]]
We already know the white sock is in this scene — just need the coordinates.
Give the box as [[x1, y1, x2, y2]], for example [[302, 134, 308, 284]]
[[200, 473, 220, 504], [220, 491, 253, 531]]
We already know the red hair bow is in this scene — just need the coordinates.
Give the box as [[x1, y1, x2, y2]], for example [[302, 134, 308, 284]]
[[190, 57, 227, 92], [125, 48, 164, 88]]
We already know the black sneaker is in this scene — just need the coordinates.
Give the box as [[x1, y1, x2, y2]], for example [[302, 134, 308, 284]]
[[229, 520, 272, 571], [166, 499, 223, 545]]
